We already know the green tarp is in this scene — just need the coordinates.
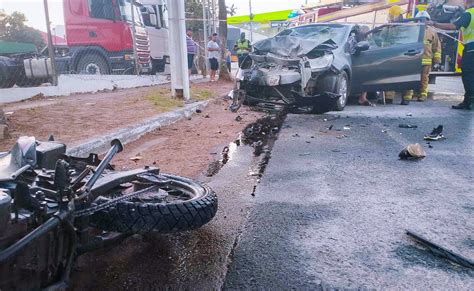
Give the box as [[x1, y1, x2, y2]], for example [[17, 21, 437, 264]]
[[227, 9, 293, 25], [0, 40, 37, 55]]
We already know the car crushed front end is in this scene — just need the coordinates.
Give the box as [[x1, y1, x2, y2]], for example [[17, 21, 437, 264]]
[[231, 25, 349, 113]]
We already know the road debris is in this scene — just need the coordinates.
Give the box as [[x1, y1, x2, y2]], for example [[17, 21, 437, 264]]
[[328, 125, 334, 130], [424, 125, 445, 141], [130, 155, 142, 162], [399, 124, 418, 129], [242, 113, 285, 156], [196, 109, 202, 113], [336, 134, 347, 139], [299, 153, 311, 156], [343, 126, 351, 130], [206, 146, 231, 177], [235, 115, 243, 122], [406, 230, 474, 269], [205, 114, 210, 118], [399, 143, 426, 160], [406, 113, 413, 116]]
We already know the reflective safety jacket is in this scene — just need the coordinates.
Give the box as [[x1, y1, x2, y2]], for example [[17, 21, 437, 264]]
[[422, 25, 442, 66], [461, 8, 474, 47], [234, 39, 251, 55]]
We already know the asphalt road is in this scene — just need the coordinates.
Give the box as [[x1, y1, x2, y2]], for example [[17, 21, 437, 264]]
[[224, 99, 473, 289]]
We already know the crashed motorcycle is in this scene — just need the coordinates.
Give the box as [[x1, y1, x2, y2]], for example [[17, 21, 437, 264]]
[[0, 137, 217, 290]]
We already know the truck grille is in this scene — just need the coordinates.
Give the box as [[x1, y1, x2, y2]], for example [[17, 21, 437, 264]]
[[135, 32, 150, 65]]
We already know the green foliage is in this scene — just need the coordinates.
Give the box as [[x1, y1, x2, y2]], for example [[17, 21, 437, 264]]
[[185, 0, 204, 32], [0, 11, 45, 51]]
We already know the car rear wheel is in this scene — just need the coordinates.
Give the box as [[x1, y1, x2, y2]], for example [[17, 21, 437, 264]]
[[334, 71, 349, 111]]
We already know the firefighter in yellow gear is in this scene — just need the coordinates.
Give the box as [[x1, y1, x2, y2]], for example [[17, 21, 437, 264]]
[[414, 11, 442, 101], [383, 5, 414, 105], [234, 32, 252, 69]]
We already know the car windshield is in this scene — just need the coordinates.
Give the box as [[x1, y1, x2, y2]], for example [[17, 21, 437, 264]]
[[277, 25, 347, 45]]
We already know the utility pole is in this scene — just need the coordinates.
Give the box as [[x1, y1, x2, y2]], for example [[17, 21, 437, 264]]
[[211, 0, 217, 34], [249, 0, 253, 42], [130, 0, 140, 76], [43, 0, 58, 86], [202, 0, 208, 74], [168, 0, 190, 100]]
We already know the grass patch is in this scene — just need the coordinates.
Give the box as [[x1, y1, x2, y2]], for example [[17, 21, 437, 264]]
[[146, 88, 184, 111], [191, 87, 213, 101]]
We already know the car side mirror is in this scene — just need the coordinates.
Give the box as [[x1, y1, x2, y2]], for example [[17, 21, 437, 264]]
[[355, 41, 370, 52]]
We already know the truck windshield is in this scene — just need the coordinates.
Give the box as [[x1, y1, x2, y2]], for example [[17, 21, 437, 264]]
[[119, 0, 144, 26]]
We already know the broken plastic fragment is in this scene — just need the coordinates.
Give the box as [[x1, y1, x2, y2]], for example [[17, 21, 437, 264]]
[[130, 156, 142, 162], [399, 143, 426, 160], [398, 124, 418, 129]]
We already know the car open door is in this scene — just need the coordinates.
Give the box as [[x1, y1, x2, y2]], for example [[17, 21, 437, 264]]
[[350, 23, 425, 94]]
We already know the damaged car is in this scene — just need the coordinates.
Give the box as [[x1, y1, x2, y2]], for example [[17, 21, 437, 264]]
[[231, 23, 425, 113]]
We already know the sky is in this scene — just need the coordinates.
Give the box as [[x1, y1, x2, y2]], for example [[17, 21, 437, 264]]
[[0, 0, 308, 32]]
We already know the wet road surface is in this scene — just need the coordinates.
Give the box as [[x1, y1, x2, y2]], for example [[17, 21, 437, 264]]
[[224, 99, 473, 289]]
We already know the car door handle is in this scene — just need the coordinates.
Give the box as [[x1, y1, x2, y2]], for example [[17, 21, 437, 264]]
[[89, 31, 97, 38], [404, 50, 421, 56]]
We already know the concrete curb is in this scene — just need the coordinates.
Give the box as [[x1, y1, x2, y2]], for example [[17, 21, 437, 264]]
[[66, 100, 209, 156]]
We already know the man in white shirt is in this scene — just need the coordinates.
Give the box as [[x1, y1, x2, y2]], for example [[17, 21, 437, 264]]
[[207, 33, 220, 82]]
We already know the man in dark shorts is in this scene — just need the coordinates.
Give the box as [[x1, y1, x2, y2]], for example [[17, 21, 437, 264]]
[[430, 0, 474, 110], [186, 29, 197, 76], [207, 33, 220, 81]]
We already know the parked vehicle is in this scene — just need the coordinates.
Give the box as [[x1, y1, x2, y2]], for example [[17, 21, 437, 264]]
[[0, 41, 51, 88], [231, 23, 424, 113], [0, 137, 217, 290], [139, 0, 170, 74], [60, 0, 151, 75]]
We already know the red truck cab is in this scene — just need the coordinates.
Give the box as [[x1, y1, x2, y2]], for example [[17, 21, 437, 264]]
[[63, 0, 151, 74]]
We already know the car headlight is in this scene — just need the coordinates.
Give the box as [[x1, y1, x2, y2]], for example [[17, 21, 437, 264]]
[[309, 54, 333, 71]]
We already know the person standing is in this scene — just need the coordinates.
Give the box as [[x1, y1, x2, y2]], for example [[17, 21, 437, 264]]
[[429, 0, 474, 110], [414, 11, 442, 102], [383, 5, 414, 105], [234, 32, 252, 68], [207, 33, 220, 82], [186, 29, 197, 76]]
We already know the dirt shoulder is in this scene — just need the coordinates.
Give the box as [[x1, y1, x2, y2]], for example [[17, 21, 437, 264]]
[[0, 81, 228, 151], [112, 95, 263, 179]]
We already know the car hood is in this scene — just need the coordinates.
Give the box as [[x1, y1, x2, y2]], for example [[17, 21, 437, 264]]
[[253, 36, 338, 59]]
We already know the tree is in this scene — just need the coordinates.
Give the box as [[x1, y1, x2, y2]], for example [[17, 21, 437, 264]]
[[185, 0, 204, 32], [227, 4, 237, 16], [0, 11, 45, 51], [218, 0, 232, 81]]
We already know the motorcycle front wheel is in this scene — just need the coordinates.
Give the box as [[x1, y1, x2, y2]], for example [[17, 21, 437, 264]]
[[88, 174, 217, 234]]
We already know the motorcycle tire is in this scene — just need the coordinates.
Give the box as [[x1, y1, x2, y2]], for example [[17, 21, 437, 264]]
[[89, 174, 217, 234]]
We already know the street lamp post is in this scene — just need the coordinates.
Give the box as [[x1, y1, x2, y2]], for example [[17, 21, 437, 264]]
[[249, 0, 253, 42], [43, 0, 58, 86]]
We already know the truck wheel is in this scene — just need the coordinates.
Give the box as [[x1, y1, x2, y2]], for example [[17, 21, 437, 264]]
[[152, 58, 165, 74], [76, 54, 110, 75], [333, 71, 349, 111], [88, 174, 218, 234]]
